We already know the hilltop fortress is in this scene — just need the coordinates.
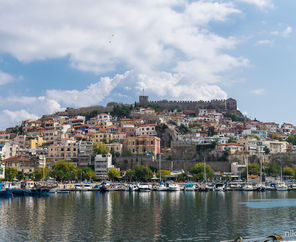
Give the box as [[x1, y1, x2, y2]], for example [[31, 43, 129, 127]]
[[137, 96, 238, 113]]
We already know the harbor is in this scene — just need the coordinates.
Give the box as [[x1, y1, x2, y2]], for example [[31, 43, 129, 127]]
[[1, 179, 296, 197]]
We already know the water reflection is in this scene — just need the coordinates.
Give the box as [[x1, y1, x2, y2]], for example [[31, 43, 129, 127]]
[[1, 191, 296, 241]]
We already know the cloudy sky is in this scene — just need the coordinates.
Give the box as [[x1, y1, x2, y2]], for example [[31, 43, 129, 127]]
[[0, 0, 295, 128]]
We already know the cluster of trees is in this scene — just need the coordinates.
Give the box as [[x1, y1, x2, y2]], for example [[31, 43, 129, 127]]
[[241, 162, 296, 179], [123, 163, 215, 182], [4, 161, 96, 182], [287, 135, 296, 145], [111, 104, 133, 118], [125, 165, 154, 181], [269, 133, 283, 141]]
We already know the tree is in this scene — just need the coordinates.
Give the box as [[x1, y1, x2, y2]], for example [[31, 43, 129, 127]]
[[17, 171, 25, 181], [190, 163, 214, 181], [178, 124, 190, 134], [108, 168, 120, 180], [133, 165, 153, 181], [122, 149, 132, 157], [287, 135, 296, 145], [189, 122, 202, 128], [269, 133, 283, 141], [241, 163, 260, 179], [263, 146, 270, 155], [247, 134, 260, 140], [176, 173, 189, 181], [93, 142, 109, 155], [283, 166, 295, 177], [5, 168, 18, 181], [224, 112, 240, 121], [33, 168, 50, 181], [125, 169, 135, 181], [82, 167, 96, 180], [156, 170, 171, 179], [264, 162, 280, 176], [51, 161, 77, 181], [228, 137, 237, 143], [111, 104, 132, 118], [107, 102, 118, 107]]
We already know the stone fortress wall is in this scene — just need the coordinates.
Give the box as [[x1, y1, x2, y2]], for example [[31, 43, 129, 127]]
[[138, 96, 237, 112]]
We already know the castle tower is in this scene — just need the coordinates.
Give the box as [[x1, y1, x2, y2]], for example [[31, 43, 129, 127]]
[[139, 96, 149, 106]]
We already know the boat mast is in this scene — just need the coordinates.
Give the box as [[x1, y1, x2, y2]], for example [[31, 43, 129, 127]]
[[204, 157, 206, 181], [246, 159, 249, 184], [260, 158, 262, 184], [280, 164, 283, 182], [159, 153, 161, 183]]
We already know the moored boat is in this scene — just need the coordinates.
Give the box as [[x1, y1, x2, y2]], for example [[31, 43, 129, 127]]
[[138, 184, 151, 192]]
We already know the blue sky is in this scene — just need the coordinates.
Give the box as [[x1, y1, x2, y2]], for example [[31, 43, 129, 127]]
[[0, 0, 295, 128]]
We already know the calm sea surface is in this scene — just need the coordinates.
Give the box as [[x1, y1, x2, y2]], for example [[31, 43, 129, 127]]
[[1, 191, 296, 241]]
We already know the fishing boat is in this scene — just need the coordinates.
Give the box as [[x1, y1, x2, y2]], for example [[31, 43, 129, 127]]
[[21, 180, 49, 196], [5, 182, 24, 196], [0, 184, 13, 197]]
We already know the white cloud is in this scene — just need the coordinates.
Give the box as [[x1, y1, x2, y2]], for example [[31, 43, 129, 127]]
[[256, 39, 273, 45], [271, 26, 293, 38], [0, 70, 15, 86], [46, 71, 130, 107], [237, 0, 274, 9], [0, 1, 245, 85], [250, 88, 265, 95], [2, 109, 39, 127], [0, 0, 251, 128]]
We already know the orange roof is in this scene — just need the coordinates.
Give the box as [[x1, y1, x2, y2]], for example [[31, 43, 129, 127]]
[[3, 156, 31, 162]]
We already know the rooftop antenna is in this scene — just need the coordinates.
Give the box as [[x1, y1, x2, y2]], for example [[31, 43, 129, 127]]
[[142, 88, 145, 96]]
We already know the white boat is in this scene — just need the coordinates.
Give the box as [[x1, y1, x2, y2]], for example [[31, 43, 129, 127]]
[[276, 182, 288, 191], [138, 184, 151, 192], [214, 184, 225, 191], [276, 166, 288, 191], [242, 184, 254, 191], [184, 183, 195, 191], [129, 184, 139, 191], [156, 184, 168, 191], [168, 184, 181, 191]]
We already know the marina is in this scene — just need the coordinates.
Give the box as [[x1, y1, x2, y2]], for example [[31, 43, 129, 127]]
[[1, 180, 296, 197]]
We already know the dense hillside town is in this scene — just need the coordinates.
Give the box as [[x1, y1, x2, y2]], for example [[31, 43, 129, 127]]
[[0, 96, 295, 181]]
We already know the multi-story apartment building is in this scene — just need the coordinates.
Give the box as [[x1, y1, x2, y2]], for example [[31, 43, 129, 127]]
[[135, 124, 157, 136], [48, 139, 78, 161], [90, 133, 113, 144], [126, 135, 160, 155], [94, 153, 113, 177]]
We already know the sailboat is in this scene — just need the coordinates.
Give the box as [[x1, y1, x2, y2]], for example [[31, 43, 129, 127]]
[[155, 153, 168, 191], [256, 158, 266, 192], [243, 160, 254, 191], [276, 165, 288, 191]]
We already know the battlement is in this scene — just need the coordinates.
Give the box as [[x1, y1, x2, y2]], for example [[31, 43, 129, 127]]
[[138, 96, 237, 112]]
